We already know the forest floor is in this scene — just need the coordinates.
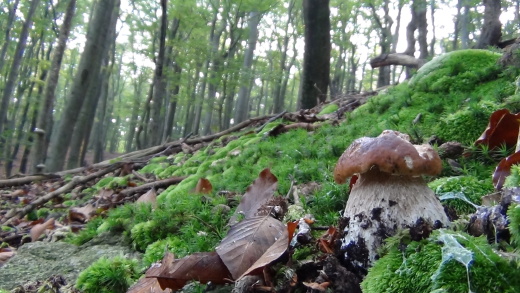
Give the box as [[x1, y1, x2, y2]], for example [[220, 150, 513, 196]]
[[0, 151, 123, 180]]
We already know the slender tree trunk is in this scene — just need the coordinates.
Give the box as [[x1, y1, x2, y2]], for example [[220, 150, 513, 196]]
[[30, 0, 76, 173], [460, 1, 470, 49], [0, 0, 41, 134], [476, 0, 502, 48], [45, 0, 120, 172], [163, 64, 182, 140], [234, 11, 262, 123], [0, 0, 20, 74], [300, 0, 330, 109]]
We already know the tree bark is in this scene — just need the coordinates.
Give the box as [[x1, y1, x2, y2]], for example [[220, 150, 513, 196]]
[[0, 0, 41, 134], [234, 11, 263, 123], [45, 0, 120, 172], [30, 0, 76, 174], [476, 0, 502, 48], [0, 0, 20, 74], [148, 0, 168, 146], [300, 0, 330, 110]]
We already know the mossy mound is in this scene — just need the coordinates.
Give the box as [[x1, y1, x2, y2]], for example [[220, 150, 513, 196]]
[[409, 49, 502, 92], [362, 229, 520, 293]]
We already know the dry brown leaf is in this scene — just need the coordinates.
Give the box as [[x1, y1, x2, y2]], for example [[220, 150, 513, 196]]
[[127, 276, 172, 293], [193, 178, 213, 194], [302, 281, 330, 291], [238, 224, 289, 279], [475, 109, 520, 150], [216, 215, 286, 279], [69, 204, 96, 223], [146, 252, 231, 291], [30, 218, 55, 242], [229, 168, 278, 226], [136, 188, 157, 205]]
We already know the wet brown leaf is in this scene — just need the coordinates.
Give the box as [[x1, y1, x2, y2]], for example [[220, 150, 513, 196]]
[[229, 168, 278, 226], [216, 215, 286, 279], [30, 218, 55, 241], [146, 252, 231, 290], [493, 151, 520, 190], [475, 109, 520, 150]]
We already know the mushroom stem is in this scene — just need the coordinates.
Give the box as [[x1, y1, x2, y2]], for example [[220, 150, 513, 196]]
[[342, 167, 449, 270]]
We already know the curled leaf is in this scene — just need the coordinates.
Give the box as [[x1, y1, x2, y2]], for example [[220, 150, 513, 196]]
[[136, 188, 157, 206], [493, 151, 520, 190], [193, 178, 212, 194], [475, 109, 520, 150]]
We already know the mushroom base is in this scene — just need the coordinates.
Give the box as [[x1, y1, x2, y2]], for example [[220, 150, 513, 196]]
[[341, 168, 450, 270]]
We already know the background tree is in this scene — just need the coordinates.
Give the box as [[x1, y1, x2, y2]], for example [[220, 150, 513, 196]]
[[300, 0, 331, 109]]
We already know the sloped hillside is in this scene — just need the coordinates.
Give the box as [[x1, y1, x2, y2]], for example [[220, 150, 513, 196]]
[[1, 49, 520, 292]]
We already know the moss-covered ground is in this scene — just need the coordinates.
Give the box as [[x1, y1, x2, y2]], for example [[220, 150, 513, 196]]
[[65, 49, 520, 292]]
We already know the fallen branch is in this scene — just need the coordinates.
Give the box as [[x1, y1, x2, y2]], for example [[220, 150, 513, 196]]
[[1, 162, 124, 225], [370, 53, 426, 69], [119, 176, 187, 198], [0, 174, 62, 188]]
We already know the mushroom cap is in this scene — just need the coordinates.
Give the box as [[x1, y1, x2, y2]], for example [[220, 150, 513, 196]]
[[334, 130, 442, 184]]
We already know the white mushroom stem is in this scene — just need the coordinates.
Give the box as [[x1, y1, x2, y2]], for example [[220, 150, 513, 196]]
[[342, 167, 450, 268]]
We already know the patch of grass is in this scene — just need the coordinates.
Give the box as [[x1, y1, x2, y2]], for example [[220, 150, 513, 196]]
[[75, 256, 140, 293]]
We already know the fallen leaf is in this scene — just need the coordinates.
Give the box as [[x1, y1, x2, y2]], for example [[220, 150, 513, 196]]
[[193, 178, 212, 194], [146, 252, 231, 290], [0, 248, 16, 265], [229, 168, 278, 226], [30, 218, 55, 241], [69, 204, 96, 223], [136, 188, 157, 206], [217, 215, 286, 279], [127, 276, 172, 293], [475, 109, 520, 150], [493, 151, 520, 190], [302, 281, 330, 291], [238, 225, 289, 279]]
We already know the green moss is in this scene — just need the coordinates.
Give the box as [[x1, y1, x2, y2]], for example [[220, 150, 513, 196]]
[[409, 49, 501, 92], [318, 103, 339, 115], [429, 176, 494, 215], [139, 163, 166, 175], [362, 230, 520, 293], [508, 204, 520, 248], [75, 256, 140, 293], [434, 100, 501, 144], [504, 165, 520, 188], [66, 217, 104, 245]]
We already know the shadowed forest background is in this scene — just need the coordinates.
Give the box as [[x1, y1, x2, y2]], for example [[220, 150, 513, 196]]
[[0, 0, 518, 177]]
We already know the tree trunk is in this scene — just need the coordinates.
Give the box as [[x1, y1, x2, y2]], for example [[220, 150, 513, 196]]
[[476, 0, 502, 48], [30, 0, 76, 174], [163, 64, 182, 140], [300, 0, 330, 110], [0, 0, 41, 134], [45, 0, 120, 172], [148, 0, 168, 146], [0, 0, 20, 74], [234, 11, 262, 123]]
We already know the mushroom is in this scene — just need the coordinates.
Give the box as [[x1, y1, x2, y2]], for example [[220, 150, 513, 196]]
[[334, 130, 449, 272]]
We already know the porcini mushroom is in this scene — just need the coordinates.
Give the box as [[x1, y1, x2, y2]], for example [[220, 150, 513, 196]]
[[334, 130, 449, 272]]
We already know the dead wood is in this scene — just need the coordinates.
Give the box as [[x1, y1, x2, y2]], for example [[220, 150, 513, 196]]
[[1, 162, 125, 225], [118, 176, 187, 199], [370, 53, 426, 69], [0, 174, 62, 188]]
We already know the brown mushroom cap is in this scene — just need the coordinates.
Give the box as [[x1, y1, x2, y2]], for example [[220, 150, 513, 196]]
[[334, 130, 442, 184]]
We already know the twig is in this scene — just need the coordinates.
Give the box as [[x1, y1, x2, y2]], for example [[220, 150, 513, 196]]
[[255, 111, 287, 133]]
